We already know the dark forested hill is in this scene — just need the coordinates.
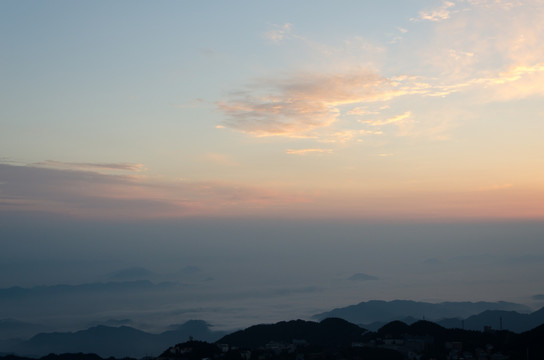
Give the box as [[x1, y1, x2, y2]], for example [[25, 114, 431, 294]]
[[164, 318, 544, 360], [216, 318, 367, 348]]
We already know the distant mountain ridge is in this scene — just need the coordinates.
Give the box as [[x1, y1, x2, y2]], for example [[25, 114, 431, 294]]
[[450, 306, 544, 332], [1, 321, 227, 358], [313, 299, 531, 325]]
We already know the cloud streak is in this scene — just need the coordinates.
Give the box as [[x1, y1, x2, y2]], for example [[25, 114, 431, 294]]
[[0, 163, 308, 220], [34, 160, 145, 173]]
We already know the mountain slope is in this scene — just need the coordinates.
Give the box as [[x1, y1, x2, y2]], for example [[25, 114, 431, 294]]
[[460, 307, 544, 332], [8, 321, 226, 358]]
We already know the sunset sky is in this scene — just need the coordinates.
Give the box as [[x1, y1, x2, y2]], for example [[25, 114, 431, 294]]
[[2, 1, 544, 331], [2, 0, 544, 221]]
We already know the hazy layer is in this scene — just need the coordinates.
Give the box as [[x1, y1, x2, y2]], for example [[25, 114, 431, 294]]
[[2, 215, 543, 332]]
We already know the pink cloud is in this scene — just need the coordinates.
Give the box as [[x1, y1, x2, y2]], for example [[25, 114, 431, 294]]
[[217, 70, 389, 137]]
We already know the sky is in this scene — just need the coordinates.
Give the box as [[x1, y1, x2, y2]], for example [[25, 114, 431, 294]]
[[1, 0, 544, 333]]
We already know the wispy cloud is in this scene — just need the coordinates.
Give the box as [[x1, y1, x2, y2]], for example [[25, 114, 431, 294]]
[[364, 111, 412, 126], [482, 63, 544, 100], [414, 1, 456, 22], [427, 62, 544, 101], [264, 23, 293, 43], [389, 27, 410, 44]]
